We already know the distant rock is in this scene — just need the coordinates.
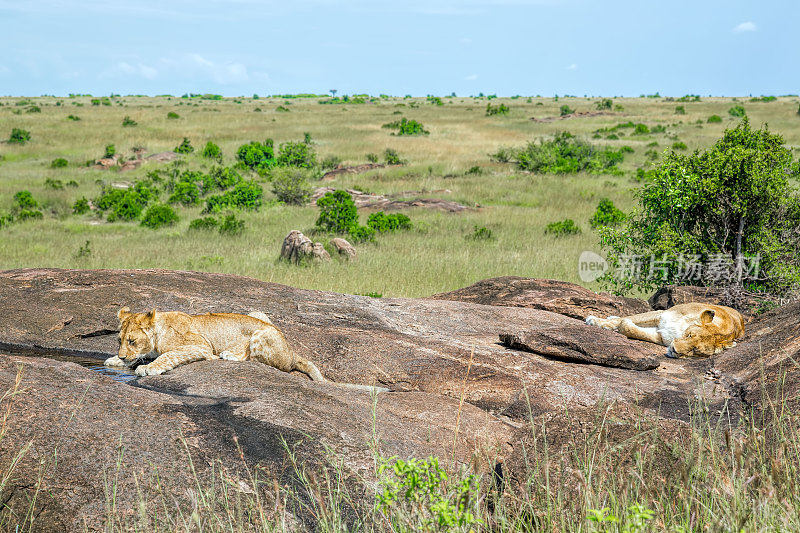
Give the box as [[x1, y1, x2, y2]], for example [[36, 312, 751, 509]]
[[330, 237, 356, 259], [310, 187, 471, 212], [280, 230, 330, 263], [430, 276, 650, 320]]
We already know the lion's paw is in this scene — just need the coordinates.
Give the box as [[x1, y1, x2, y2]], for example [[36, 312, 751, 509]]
[[585, 315, 600, 327], [135, 364, 166, 377], [104, 356, 125, 367]]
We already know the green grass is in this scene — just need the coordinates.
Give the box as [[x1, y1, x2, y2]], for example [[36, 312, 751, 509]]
[[1, 95, 799, 297]]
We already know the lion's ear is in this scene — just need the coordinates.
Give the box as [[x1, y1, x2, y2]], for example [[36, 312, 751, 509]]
[[144, 309, 157, 323], [117, 306, 132, 322], [700, 309, 715, 325]]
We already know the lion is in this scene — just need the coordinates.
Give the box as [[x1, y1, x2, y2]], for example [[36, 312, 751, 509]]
[[105, 307, 386, 391], [585, 302, 745, 358]]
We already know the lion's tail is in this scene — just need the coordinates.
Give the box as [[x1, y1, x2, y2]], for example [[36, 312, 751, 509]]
[[248, 310, 274, 325], [294, 358, 388, 393]]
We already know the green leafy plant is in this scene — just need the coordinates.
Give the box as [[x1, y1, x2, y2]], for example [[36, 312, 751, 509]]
[[201, 141, 222, 160], [468, 225, 494, 240], [316, 190, 358, 233], [14, 191, 38, 209], [559, 105, 574, 116], [95, 181, 157, 222], [104, 144, 116, 158], [75, 240, 91, 258], [203, 181, 263, 213], [485, 103, 510, 116], [465, 165, 482, 175], [382, 118, 430, 136], [367, 212, 412, 232], [26, 105, 41, 113], [347, 224, 376, 243], [384, 148, 404, 165], [600, 118, 800, 295], [166, 111, 180, 119], [218, 213, 245, 235], [168, 181, 201, 206], [672, 141, 688, 150], [366, 153, 379, 163], [270, 167, 313, 205], [595, 98, 613, 110], [321, 155, 341, 170], [8, 128, 31, 144], [44, 178, 63, 189], [545, 218, 581, 236], [50, 158, 68, 168], [189, 216, 219, 230], [236, 140, 275, 170], [728, 105, 747, 117], [497, 132, 627, 175], [708, 115, 723, 123], [121, 116, 137, 127], [141, 204, 179, 229], [174, 137, 194, 154], [675, 105, 686, 115], [67, 114, 81, 121], [72, 197, 90, 215], [277, 141, 316, 168], [590, 198, 626, 228], [633, 123, 650, 135], [16, 209, 43, 221]]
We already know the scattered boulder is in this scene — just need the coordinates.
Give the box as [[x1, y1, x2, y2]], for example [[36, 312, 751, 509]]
[[321, 163, 390, 181], [280, 230, 330, 263], [310, 187, 471, 212], [93, 150, 179, 172], [92, 155, 119, 170], [146, 151, 180, 163], [330, 237, 356, 259], [431, 277, 650, 320]]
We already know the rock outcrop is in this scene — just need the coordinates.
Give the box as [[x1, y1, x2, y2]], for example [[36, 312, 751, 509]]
[[430, 276, 650, 320], [310, 187, 471, 212], [330, 237, 357, 259], [280, 230, 330, 263]]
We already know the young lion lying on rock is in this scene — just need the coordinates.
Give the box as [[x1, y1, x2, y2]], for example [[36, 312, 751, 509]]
[[585, 303, 745, 358], [105, 308, 386, 392]]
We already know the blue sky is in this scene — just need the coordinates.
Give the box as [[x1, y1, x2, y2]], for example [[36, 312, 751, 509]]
[[0, 0, 797, 97]]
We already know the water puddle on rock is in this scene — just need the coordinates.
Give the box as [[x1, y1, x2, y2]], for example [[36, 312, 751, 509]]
[[6, 353, 137, 382]]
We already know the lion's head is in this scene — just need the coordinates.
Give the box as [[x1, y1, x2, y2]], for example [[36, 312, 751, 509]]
[[117, 307, 157, 364], [669, 309, 731, 358]]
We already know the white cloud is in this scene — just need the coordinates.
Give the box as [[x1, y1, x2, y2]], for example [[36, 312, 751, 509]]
[[565, 63, 577, 70], [107, 61, 158, 80], [733, 21, 757, 33], [464, 73, 478, 80]]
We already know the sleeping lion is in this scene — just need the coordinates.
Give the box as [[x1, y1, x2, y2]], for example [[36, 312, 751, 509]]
[[104, 307, 325, 378], [585, 302, 745, 358]]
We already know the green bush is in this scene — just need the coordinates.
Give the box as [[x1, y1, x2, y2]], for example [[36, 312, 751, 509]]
[[277, 141, 316, 168], [596, 98, 613, 110], [141, 204, 179, 229], [545, 218, 581, 236], [121, 116, 137, 127], [16, 209, 43, 221], [26, 105, 41, 113], [50, 157, 68, 168], [104, 144, 116, 158], [207, 166, 242, 190], [9, 128, 31, 144], [316, 190, 358, 233], [188, 217, 219, 231], [590, 199, 626, 228], [500, 132, 626, 175], [485, 103, 510, 116], [0, 213, 13, 229], [66, 180, 78, 188], [675, 105, 686, 115], [236, 140, 275, 170], [168, 181, 201, 206], [321, 155, 341, 170], [466, 165, 482, 175], [72, 197, 90, 215], [367, 212, 412, 232], [559, 105, 574, 116], [275, 105, 290, 112], [633, 123, 650, 135], [469, 225, 494, 240], [600, 118, 800, 295], [203, 181, 263, 213], [728, 105, 747, 117], [201, 141, 222, 160], [166, 111, 180, 119], [14, 191, 38, 209], [44, 178, 63, 189], [672, 141, 688, 150], [708, 115, 723, 123], [382, 118, 429, 136], [95, 181, 157, 222], [218, 214, 245, 235], [270, 167, 312, 205], [384, 148, 404, 165], [174, 137, 194, 154], [67, 115, 80, 121], [366, 153, 379, 163], [348, 225, 375, 243]]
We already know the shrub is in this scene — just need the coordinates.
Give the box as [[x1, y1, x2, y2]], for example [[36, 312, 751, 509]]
[[141, 204, 179, 229], [66, 180, 78, 188], [590, 198, 626, 228], [321, 155, 341, 170], [26, 105, 41, 113], [275, 105, 290, 112], [168, 181, 201, 206], [633, 123, 650, 135], [384, 148, 404, 165], [485, 103, 510, 116], [675, 106, 686, 115], [104, 144, 116, 158], [203, 180, 263, 213], [545, 218, 581, 236], [382, 118, 429, 136], [218, 214, 245, 235], [95, 181, 157, 222], [728, 105, 746, 117], [600, 118, 800, 295], [67, 115, 81, 121], [348, 224, 376, 243], [8, 128, 31, 144], [708, 115, 723, 123], [14, 191, 38, 209], [504, 132, 626, 174], [277, 141, 316, 168], [189, 217, 218, 230], [44, 178, 64, 189], [466, 166, 482, 175], [271, 167, 312, 205], [236, 140, 275, 170], [121, 116, 137, 127], [316, 190, 358, 233], [559, 105, 574, 116], [672, 141, 688, 150], [367, 212, 412, 232], [201, 141, 222, 160], [50, 158, 68, 168], [365, 153, 379, 163], [16, 209, 43, 221], [174, 137, 194, 154], [208, 166, 242, 190], [72, 197, 90, 215], [469, 225, 494, 240], [166, 111, 180, 119], [596, 98, 613, 110]]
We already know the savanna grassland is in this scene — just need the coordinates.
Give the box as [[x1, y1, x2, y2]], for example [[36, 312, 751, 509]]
[[1, 94, 799, 297]]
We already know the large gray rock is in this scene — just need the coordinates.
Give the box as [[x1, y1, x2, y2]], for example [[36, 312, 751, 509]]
[[280, 230, 330, 264]]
